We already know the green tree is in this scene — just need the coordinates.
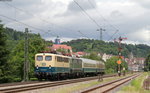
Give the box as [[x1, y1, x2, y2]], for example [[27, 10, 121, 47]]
[[83, 52, 103, 61], [28, 37, 46, 78], [144, 54, 150, 71], [0, 23, 9, 83], [105, 57, 128, 74], [63, 39, 150, 58], [8, 36, 45, 81]]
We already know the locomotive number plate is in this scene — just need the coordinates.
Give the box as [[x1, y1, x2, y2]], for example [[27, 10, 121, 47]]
[[41, 63, 46, 66]]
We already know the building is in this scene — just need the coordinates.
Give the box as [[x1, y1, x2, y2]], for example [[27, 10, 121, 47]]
[[125, 57, 145, 71], [51, 44, 73, 54], [54, 36, 60, 44], [102, 53, 114, 62], [74, 52, 87, 57]]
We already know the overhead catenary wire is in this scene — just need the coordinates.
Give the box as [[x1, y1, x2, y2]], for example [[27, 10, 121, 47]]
[[2, 1, 122, 42], [87, 0, 119, 31], [87, 0, 119, 41], [4, 2, 78, 34], [108, 30, 119, 41], [78, 30, 90, 39], [2, 2, 74, 41], [0, 14, 44, 32], [4, 1, 107, 40], [3, 2, 86, 41], [40, 30, 56, 37], [0, 14, 69, 42], [73, 0, 101, 28], [73, 0, 113, 40], [0, 14, 58, 37]]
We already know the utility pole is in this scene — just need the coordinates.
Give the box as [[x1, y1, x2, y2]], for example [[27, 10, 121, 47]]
[[97, 28, 105, 40], [23, 28, 29, 81], [114, 36, 127, 76], [98, 60, 103, 82]]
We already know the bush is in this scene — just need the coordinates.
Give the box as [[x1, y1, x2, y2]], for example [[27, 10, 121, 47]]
[[105, 68, 115, 74], [13, 78, 22, 82], [0, 76, 14, 83], [30, 78, 38, 81]]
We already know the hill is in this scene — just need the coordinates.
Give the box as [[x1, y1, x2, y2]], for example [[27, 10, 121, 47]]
[[63, 39, 150, 58]]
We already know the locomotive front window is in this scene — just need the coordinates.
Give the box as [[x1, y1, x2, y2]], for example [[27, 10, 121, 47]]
[[37, 56, 43, 61], [45, 56, 52, 61]]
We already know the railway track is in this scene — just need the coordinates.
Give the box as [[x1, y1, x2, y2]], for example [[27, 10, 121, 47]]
[[81, 73, 140, 93], [0, 74, 116, 93], [0, 81, 44, 88]]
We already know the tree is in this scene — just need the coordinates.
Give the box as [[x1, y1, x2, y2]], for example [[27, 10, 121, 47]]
[[8, 36, 46, 80], [0, 22, 9, 83], [105, 57, 128, 74], [83, 52, 103, 61], [63, 39, 150, 58], [144, 54, 150, 71]]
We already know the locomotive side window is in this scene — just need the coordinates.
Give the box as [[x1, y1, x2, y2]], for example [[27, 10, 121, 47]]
[[78, 59, 82, 63], [57, 56, 62, 62], [45, 56, 52, 61], [37, 56, 43, 61], [78, 59, 82, 67], [73, 59, 77, 63], [64, 58, 69, 63]]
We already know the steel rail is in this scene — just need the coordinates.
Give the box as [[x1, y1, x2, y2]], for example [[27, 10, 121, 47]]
[[0, 74, 116, 93], [81, 73, 140, 93]]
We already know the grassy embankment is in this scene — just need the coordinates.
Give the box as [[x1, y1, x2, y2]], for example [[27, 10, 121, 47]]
[[117, 72, 150, 93]]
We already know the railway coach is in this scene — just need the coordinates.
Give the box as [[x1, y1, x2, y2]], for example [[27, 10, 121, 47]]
[[81, 58, 105, 76]]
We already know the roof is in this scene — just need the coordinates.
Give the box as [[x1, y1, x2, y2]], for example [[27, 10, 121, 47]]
[[52, 44, 72, 50], [77, 52, 86, 55], [36, 53, 71, 58], [80, 58, 104, 64], [80, 58, 98, 64]]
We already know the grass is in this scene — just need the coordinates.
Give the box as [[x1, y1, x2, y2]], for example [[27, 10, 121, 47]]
[[42, 75, 132, 93], [117, 72, 150, 93]]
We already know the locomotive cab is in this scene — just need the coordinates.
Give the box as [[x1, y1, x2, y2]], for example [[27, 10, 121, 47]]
[[35, 53, 55, 79]]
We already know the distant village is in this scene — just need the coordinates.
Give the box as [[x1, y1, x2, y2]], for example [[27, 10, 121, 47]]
[[48, 37, 145, 72]]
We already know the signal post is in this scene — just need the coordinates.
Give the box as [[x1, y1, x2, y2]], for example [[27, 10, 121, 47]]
[[115, 37, 127, 76]]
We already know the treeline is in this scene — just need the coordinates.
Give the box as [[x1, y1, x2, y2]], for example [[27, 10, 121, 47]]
[[63, 39, 150, 58], [0, 23, 47, 83]]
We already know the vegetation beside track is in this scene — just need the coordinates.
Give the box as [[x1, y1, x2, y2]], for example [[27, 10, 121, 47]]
[[117, 72, 149, 93]]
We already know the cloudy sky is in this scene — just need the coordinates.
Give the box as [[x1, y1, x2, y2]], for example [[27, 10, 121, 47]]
[[0, 0, 150, 44]]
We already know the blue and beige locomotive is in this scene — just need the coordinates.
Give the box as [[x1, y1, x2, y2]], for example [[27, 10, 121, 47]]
[[35, 53, 105, 80]]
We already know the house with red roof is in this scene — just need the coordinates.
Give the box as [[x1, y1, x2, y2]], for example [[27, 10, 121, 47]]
[[51, 44, 73, 54]]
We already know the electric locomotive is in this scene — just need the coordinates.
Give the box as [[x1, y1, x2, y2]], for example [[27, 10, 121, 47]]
[[35, 53, 70, 80]]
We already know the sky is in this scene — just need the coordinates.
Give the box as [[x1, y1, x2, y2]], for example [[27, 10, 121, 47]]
[[0, 0, 150, 44]]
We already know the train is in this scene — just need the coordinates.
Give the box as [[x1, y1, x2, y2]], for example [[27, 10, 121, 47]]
[[34, 53, 105, 80]]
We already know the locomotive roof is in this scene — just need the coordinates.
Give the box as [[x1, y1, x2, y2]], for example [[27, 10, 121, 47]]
[[35, 53, 72, 58], [36, 53, 56, 55]]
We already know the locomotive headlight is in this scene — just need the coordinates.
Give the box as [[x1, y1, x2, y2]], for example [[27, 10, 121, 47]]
[[36, 65, 38, 69], [49, 65, 51, 69]]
